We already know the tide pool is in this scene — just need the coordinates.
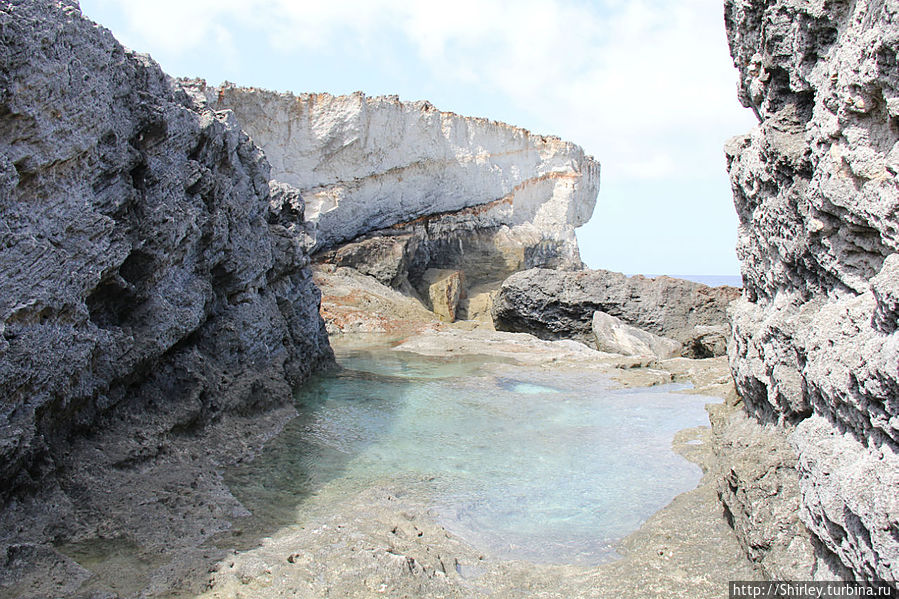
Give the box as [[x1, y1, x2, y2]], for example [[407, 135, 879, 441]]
[[224, 349, 714, 566]]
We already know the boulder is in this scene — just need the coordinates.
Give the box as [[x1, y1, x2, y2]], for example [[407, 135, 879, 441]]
[[492, 268, 740, 356], [318, 234, 413, 288], [420, 269, 465, 322], [591, 311, 681, 359]]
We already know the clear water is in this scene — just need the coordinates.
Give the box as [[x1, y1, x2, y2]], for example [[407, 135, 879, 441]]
[[225, 350, 714, 566]]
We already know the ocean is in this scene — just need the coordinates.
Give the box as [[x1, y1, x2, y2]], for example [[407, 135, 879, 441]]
[[637, 274, 743, 288]]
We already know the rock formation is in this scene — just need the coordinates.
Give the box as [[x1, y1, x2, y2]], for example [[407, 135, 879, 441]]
[[418, 269, 465, 323], [186, 83, 600, 316], [492, 268, 740, 357], [591, 311, 682, 359], [723, 0, 899, 582], [0, 0, 333, 501]]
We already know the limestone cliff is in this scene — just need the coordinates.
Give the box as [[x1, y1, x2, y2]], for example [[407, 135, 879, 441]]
[[188, 83, 600, 311], [724, 0, 898, 581], [0, 0, 333, 500]]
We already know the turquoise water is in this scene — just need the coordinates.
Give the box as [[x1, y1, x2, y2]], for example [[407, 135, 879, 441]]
[[225, 350, 713, 566]]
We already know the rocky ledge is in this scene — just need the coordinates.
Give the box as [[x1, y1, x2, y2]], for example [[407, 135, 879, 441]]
[[492, 268, 741, 358], [723, 0, 899, 582], [186, 82, 600, 318], [0, 0, 332, 507]]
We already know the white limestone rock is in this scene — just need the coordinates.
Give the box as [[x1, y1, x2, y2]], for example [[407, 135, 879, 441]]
[[492, 268, 740, 356], [187, 83, 599, 267], [591, 311, 681, 359]]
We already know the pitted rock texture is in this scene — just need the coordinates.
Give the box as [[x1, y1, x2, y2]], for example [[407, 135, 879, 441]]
[[187, 82, 600, 278], [0, 0, 333, 501], [711, 405, 844, 580], [492, 268, 740, 357], [725, 0, 899, 582]]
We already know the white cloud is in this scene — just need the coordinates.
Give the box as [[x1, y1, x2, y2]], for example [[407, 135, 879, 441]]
[[87, 0, 249, 54], [83, 0, 755, 183]]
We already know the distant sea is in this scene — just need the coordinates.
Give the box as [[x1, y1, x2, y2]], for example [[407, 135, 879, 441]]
[[636, 274, 743, 288]]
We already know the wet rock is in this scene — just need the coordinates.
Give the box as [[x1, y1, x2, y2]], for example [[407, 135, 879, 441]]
[[0, 544, 92, 599]]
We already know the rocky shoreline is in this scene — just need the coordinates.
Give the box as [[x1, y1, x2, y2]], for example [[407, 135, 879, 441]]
[[189, 336, 760, 599], [1, 315, 759, 599], [2, 0, 898, 596]]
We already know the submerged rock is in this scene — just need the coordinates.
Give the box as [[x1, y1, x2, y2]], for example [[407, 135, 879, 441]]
[[0, 1, 333, 501], [723, 0, 899, 582], [492, 268, 740, 356]]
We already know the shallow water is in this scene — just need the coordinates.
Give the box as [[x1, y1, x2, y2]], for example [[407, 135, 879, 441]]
[[225, 349, 714, 566]]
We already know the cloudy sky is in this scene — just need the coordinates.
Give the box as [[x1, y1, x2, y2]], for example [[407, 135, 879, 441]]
[[80, 0, 756, 276]]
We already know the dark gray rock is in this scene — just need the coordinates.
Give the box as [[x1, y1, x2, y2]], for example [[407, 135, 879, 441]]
[[724, 0, 899, 583], [492, 268, 740, 356], [0, 0, 333, 502]]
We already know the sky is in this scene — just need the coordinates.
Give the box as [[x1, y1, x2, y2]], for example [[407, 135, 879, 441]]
[[79, 0, 757, 276]]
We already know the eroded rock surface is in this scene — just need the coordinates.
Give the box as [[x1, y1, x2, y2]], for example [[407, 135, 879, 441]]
[[418, 269, 465, 323], [0, 0, 332, 510], [723, 0, 899, 582], [492, 268, 740, 356], [185, 83, 600, 317], [193, 84, 599, 255]]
